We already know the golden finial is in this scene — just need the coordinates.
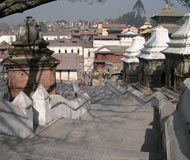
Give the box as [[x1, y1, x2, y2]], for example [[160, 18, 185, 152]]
[[163, 1, 171, 11]]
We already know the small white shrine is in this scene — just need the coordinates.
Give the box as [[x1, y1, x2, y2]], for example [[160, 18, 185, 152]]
[[122, 36, 145, 83], [162, 13, 190, 92], [138, 26, 170, 88]]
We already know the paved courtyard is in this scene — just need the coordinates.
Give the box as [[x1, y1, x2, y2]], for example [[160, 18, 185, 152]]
[[0, 85, 161, 160]]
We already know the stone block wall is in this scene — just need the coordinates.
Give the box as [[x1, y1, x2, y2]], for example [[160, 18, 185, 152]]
[[157, 78, 190, 160]]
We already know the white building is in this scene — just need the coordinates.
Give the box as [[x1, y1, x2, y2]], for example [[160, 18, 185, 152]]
[[42, 31, 71, 41], [48, 40, 94, 81], [0, 34, 16, 44], [93, 36, 120, 50], [83, 43, 94, 72]]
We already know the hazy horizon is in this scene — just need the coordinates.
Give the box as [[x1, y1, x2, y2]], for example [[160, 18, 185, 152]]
[[0, 0, 188, 24]]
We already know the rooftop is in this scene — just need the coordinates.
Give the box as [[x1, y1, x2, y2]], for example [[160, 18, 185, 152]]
[[52, 53, 78, 70]]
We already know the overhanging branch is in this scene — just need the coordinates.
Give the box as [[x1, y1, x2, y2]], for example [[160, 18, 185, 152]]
[[0, 0, 56, 18]]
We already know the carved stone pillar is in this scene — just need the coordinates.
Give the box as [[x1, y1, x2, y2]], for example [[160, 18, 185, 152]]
[[2, 17, 59, 100]]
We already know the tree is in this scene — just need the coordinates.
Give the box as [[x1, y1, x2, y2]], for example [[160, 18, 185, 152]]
[[133, 0, 145, 17], [106, 11, 146, 27], [0, 0, 105, 18], [105, 0, 146, 27]]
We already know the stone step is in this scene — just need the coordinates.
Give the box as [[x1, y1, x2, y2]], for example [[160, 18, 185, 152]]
[[155, 87, 179, 104], [104, 80, 127, 96], [131, 82, 152, 96], [0, 146, 161, 160]]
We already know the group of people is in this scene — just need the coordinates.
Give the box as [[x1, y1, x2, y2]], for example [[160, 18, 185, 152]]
[[79, 72, 93, 86]]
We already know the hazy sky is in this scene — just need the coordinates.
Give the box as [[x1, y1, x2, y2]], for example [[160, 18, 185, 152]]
[[0, 0, 188, 24]]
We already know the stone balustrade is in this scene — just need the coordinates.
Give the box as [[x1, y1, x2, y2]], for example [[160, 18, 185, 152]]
[[0, 92, 33, 138], [32, 85, 90, 126]]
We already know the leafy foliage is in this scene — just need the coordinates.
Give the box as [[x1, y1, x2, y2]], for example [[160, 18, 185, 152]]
[[105, 0, 146, 27], [133, 0, 145, 17], [106, 11, 146, 27]]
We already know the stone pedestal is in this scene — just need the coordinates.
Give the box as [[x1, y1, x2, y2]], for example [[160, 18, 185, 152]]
[[2, 17, 59, 100], [138, 26, 170, 88], [122, 36, 145, 84], [162, 13, 190, 92]]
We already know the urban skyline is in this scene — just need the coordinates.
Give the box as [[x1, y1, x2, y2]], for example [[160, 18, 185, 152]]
[[0, 0, 187, 24]]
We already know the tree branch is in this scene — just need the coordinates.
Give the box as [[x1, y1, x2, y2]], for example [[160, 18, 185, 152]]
[[0, 0, 56, 18]]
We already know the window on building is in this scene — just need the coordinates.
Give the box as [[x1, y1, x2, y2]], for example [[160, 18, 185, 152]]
[[77, 49, 80, 54], [88, 51, 90, 57], [65, 49, 67, 53], [10, 37, 13, 43], [58, 49, 61, 54], [71, 49, 73, 53]]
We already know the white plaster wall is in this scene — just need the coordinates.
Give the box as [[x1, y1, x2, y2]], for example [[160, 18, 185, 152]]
[[83, 48, 94, 72], [69, 72, 78, 80], [43, 36, 57, 41], [61, 72, 68, 80], [48, 46, 83, 55], [93, 40, 120, 50], [0, 35, 16, 44], [120, 37, 133, 46], [55, 72, 61, 81]]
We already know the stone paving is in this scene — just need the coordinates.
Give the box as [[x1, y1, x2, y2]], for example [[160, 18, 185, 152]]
[[0, 85, 161, 160]]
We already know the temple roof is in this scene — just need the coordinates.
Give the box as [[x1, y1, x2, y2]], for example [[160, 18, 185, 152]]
[[122, 36, 145, 63], [0, 40, 11, 49], [162, 13, 190, 56], [150, 2, 183, 21], [95, 45, 127, 54], [52, 53, 78, 70], [138, 26, 170, 60]]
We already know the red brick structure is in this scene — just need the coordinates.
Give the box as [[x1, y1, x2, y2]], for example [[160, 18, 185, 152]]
[[94, 45, 127, 72], [2, 17, 59, 100]]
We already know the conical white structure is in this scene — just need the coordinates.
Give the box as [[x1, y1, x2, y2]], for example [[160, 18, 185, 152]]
[[138, 26, 170, 88], [163, 13, 190, 55], [162, 13, 190, 92], [122, 36, 145, 63], [138, 26, 170, 60]]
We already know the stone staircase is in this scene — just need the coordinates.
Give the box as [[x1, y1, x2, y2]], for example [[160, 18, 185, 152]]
[[155, 87, 179, 104], [104, 80, 127, 96], [131, 82, 152, 96], [0, 84, 161, 160]]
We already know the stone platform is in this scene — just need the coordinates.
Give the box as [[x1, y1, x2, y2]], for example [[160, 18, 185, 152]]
[[0, 85, 161, 160]]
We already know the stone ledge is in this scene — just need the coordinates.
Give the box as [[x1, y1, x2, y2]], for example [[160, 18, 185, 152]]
[[165, 112, 190, 160]]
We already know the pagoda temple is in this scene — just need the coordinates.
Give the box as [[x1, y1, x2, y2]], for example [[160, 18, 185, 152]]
[[150, 1, 183, 35]]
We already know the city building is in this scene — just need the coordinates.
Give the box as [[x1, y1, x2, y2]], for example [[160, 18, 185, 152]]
[[0, 34, 16, 44], [94, 45, 127, 73]]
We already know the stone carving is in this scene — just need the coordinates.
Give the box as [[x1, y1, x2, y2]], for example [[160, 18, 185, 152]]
[[2, 17, 59, 100], [13, 16, 48, 48]]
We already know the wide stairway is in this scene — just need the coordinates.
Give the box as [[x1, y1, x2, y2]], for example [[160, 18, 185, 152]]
[[0, 85, 161, 160]]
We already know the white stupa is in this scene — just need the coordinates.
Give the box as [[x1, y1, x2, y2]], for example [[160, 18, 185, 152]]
[[138, 26, 170, 60], [122, 36, 145, 63]]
